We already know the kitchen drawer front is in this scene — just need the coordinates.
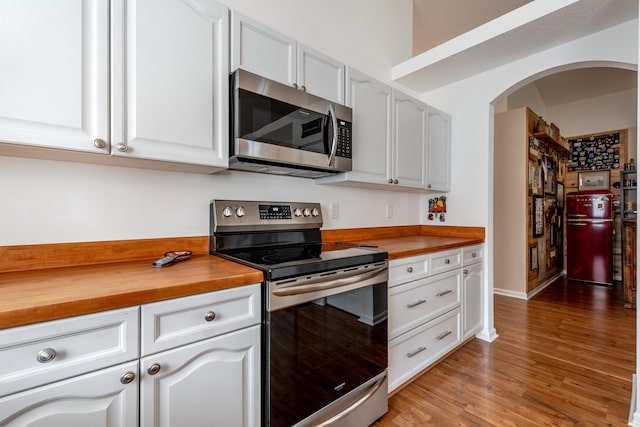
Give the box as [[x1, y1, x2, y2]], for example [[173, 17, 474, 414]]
[[429, 248, 462, 275], [141, 283, 261, 356], [389, 308, 461, 392], [389, 253, 430, 287], [0, 307, 139, 397], [463, 244, 484, 266], [389, 269, 461, 339]]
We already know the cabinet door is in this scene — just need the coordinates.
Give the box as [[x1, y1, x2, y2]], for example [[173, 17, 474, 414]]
[[111, 0, 229, 167], [392, 90, 427, 189], [230, 11, 296, 87], [427, 107, 451, 191], [297, 44, 345, 104], [0, 0, 109, 153], [0, 361, 138, 427], [140, 325, 261, 427], [463, 263, 483, 340], [343, 68, 392, 185]]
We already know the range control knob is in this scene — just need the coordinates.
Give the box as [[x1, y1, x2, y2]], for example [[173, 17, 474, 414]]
[[311, 208, 320, 217], [222, 207, 233, 217], [303, 208, 312, 217], [235, 206, 246, 217], [294, 208, 303, 217]]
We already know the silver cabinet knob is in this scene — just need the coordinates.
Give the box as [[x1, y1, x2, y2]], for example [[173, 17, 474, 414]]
[[427, 184, 432, 189], [93, 138, 106, 149], [393, 179, 399, 184], [464, 269, 469, 275], [120, 371, 136, 384], [472, 253, 477, 258], [407, 267, 413, 273], [445, 259, 450, 264], [292, 83, 298, 89], [116, 142, 128, 152], [301, 85, 306, 92], [36, 348, 57, 363], [388, 179, 393, 184], [204, 311, 216, 322], [147, 363, 161, 375]]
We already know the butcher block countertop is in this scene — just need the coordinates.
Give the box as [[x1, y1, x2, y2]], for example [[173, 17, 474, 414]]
[[0, 255, 263, 329], [0, 225, 484, 329]]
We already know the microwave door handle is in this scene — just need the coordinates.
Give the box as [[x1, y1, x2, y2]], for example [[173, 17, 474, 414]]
[[326, 102, 338, 166]]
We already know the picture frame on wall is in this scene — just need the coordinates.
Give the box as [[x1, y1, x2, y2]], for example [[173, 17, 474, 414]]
[[544, 156, 557, 196], [557, 182, 564, 208], [533, 195, 544, 237], [578, 170, 610, 191]]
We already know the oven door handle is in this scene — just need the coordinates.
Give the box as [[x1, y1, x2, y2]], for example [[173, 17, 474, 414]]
[[271, 265, 387, 297]]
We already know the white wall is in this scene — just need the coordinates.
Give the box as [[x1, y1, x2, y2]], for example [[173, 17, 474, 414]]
[[416, 18, 638, 343], [0, 0, 418, 246]]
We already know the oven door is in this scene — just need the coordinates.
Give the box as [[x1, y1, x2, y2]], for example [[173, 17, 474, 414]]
[[265, 264, 388, 427]]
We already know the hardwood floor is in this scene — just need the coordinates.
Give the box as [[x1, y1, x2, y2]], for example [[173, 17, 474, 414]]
[[375, 277, 636, 426]]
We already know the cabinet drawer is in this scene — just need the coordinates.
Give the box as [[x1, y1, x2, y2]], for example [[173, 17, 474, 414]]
[[389, 308, 461, 392], [429, 248, 462, 275], [389, 269, 461, 339], [141, 283, 261, 356], [463, 244, 484, 266], [0, 307, 139, 397], [389, 254, 430, 287]]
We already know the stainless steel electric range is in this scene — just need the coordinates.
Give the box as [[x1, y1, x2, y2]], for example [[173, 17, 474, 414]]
[[210, 200, 389, 427]]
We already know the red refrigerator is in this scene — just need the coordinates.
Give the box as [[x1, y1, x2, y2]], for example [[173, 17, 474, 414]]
[[566, 190, 614, 285]]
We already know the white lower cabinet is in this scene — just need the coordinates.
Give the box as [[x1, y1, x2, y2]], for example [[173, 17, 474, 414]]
[[389, 308, 460, 391], [140, 284, 262, 427], [0, 284, 262, 426], [388, 244, 484, 392], [462, 245, 484, 340], [0, 360, 139, 427], [140, 325, 261, 427]]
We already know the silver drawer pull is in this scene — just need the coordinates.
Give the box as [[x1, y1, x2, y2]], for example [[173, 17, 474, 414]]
[[147, 363, 161, 375], [204, 311, 216, 322], [472, 253, 477, 258], [407, 346, 426, 358], [120, 371, 136, 384], [36, 348, 57, 363], [437, 330, 453, 341], [444, 259, 450, 264], [436, 290, 453, 297], [407, 267, 413, 273], [407, 299, 427, 308]]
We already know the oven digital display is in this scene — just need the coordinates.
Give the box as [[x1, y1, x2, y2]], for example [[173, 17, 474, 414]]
[[259, 204, 292, 220]]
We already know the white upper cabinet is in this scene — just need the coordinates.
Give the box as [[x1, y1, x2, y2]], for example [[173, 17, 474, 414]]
[[0, 0, 229, 171], [0, 0, 109, 153], [318, 68, 438, 191], [391, 90, 428, 189], [111, 0, 229, 168], [328, 68, 391, 185], [231, 11, 345, 104], [427, 107, 451, 191]]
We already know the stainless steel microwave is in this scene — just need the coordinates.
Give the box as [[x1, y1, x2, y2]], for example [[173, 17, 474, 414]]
[[229, 69, 352, 178]]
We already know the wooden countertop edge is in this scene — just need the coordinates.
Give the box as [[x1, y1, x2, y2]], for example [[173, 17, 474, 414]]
[[384, 238, 486, 260]]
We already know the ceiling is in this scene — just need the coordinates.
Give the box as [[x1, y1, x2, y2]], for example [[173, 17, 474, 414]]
[[412, 0, 637, 106]]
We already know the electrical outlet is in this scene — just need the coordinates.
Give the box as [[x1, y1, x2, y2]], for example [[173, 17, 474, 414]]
[[386, 203, 393, 219], [330, 202, 339, 219]]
